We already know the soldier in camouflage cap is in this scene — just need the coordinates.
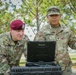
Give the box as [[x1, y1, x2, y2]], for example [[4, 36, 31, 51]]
[[0, 19, 29, 75], [47, 6, 60, 15], [34, 6, 76, 75]]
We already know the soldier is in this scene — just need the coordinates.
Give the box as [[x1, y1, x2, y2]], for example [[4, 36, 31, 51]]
[[0, 19, 29, 75], [34, 6, 76, 75]]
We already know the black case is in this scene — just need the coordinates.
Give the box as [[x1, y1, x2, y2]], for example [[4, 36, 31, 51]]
[[10, 62, 62, 75]]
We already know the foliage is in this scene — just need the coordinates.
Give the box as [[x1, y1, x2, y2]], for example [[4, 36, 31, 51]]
[[0, 0, 76, 33], [0, 12, 14, 32]]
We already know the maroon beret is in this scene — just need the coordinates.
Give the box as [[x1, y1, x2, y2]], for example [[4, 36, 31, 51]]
[[10, 20, 25, 30]]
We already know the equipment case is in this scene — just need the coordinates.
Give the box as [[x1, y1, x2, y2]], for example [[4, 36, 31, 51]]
[[10, 62, 62, 75]]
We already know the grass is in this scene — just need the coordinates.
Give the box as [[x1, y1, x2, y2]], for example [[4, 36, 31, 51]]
[[19, 59, 26, 66], [69, 53, 76, 63]]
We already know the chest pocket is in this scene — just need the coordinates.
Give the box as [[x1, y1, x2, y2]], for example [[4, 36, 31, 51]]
[[45, 34, 56, 41], [6, 45, 23, 62]]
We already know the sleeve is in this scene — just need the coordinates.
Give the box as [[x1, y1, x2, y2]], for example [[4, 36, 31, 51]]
[[68, 30, 76, 49], [23, 35, 30, 59], [0, 44, 10, 75]]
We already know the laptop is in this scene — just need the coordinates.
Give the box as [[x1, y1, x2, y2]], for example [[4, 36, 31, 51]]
[[27, 41, 56, 64], [10, 41, 62, 75]]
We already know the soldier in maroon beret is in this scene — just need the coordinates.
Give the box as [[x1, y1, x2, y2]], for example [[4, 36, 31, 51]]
[[10, 19, 25, 41], [0, 19, 29, 75]]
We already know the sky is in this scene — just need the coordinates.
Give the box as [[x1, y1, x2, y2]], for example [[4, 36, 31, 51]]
[[11, 0, 22, 9]]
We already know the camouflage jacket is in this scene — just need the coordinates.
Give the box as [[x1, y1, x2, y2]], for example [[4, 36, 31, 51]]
[[0, 32, 29, 74], [34, 24, 76, 71]]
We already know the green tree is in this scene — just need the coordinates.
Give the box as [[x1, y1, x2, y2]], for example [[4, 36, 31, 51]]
[[0, 0, 76, 33]]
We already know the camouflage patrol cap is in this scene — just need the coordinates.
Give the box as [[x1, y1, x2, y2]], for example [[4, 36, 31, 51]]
[[47, 6, 60, 15], [10, 19, 25, 30]]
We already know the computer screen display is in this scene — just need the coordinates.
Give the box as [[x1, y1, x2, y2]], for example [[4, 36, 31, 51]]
[[27, 41, 56, 62]]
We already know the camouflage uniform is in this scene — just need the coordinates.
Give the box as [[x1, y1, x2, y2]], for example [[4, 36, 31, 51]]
[[34, 24, 76, 75], [0, 32, 29, 75]]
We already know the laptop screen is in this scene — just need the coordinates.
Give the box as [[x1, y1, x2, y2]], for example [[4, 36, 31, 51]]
[[27, 41, 56, 62]]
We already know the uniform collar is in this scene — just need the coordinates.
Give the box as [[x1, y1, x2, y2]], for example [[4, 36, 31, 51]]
[[49, 23, 64, 34], [8, 33, 23, 46]]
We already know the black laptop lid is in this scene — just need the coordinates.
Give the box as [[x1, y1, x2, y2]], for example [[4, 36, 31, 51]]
[[27, 41, 56, 62]]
